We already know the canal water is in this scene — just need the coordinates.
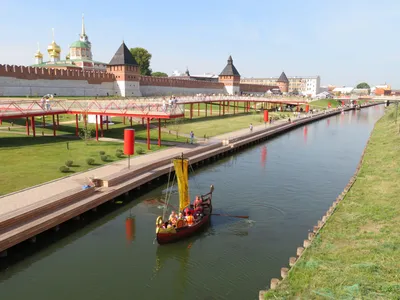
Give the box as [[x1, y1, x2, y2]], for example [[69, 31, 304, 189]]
[[0, 106, 384, 300]]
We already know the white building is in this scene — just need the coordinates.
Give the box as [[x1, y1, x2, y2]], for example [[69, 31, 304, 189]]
[[240, 75, 321, 97], [332, 87, 354, 94]]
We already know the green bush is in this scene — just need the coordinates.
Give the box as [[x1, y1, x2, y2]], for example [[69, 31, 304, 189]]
[[115, 152, 123, 158], [86, 158, 95, 165], [100, 155, 110, 162], [65, 160, 73, 167], [116, 149, 123, 154], [136, 147, 145, 155], [59, 166, 69, 173], [99, 151, 106, 155]]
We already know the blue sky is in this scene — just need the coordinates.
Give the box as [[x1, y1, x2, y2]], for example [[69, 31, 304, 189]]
[[1, 0, 399, 87]]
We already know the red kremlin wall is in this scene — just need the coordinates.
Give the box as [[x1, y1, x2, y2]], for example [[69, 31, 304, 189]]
[[0, 64, 115, 84], [240, 83, 278, 93], [0, 64, 278, 96]]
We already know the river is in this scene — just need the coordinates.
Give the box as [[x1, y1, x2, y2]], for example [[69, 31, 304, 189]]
[[0, 106, 385, 300]]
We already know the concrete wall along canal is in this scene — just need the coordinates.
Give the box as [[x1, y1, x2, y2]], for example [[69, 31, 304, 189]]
[[0, 103, 382, 256]]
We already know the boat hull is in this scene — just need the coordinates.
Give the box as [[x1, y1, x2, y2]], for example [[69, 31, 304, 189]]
[[156, 210, 211, 244]]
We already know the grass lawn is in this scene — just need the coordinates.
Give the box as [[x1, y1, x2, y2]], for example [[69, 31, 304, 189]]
[[264, 105, 400, 299], [307, 99, 368, 110], [0, 134, 166, 195], [166, 111, 293, 138]]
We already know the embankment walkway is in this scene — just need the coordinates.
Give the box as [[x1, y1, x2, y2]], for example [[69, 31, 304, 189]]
[[0, 104, 380, 255]]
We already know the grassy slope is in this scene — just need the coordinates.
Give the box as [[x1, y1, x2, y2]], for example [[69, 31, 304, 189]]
[[0, 134, 165, 195], [265, 106, 400, 299]]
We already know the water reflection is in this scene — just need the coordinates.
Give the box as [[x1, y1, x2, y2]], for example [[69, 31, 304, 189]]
[[303, 126, 308, 143], [261, 146, 267, 169], [125, 216, 136, 243]]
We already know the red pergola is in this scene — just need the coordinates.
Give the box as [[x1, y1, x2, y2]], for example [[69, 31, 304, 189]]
[[0, 96, 308, 149]]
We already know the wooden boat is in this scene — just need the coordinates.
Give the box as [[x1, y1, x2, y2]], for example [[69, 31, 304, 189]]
[[155, 155, 214, 245]]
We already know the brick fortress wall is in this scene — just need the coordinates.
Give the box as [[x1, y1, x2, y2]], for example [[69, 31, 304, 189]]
[[139, 76, 225, 96], [0, 64, 277, 97], [240, 83, 278, 94], [0, 64, 115, 97]]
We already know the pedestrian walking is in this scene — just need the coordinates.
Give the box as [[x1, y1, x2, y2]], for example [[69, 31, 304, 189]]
[[190, 131, 194, 144], [249, 123, 253, 132]]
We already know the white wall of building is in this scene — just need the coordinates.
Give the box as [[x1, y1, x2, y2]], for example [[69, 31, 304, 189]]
[[140, 85, 224, 96], [302, 77, 320, 97], [0, 77, 115, 97]]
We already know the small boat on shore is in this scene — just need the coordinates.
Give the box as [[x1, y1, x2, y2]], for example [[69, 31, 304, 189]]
[[155, 155, 214, 245]]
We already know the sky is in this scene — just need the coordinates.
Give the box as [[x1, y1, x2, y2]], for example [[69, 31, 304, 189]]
[[0, 0, 399, 87]]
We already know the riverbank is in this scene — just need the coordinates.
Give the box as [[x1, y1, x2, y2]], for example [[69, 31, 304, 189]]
[[263, 105, 400, 299]]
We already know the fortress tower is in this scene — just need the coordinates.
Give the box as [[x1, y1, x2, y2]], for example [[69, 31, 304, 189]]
[[276, 71, 289, 93], [218, 56, 240, 95], [107, 42, 141, 97]]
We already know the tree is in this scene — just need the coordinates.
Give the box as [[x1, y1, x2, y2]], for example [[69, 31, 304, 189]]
[[130, 47, 152, 76], [152, 72, 168, 77], [356, 82, 370, 89], [79, 127, 94, 145]]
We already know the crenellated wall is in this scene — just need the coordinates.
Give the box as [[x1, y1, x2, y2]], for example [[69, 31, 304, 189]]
[[0, 64, 278, 97], [240, 83, 277, 94], [139, 76, 225, 96], [0, 64, 116, 96]]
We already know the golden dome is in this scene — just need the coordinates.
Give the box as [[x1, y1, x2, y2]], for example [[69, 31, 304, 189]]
[[47, 41, 61, 55], [35, 50, 43, 58], [49, 49, 60, 58]]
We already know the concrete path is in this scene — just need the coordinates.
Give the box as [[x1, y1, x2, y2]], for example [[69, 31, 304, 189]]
[[98, 137, 199, 147]]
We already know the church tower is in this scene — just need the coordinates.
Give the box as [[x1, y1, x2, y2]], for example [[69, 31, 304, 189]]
[[47, 28, 61, 63], [218, 56, 241, 95], [34, 43, 43, 65], [107, 42, 141, 97]]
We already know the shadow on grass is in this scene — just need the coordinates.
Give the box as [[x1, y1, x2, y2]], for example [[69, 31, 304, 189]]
[[70, 165, 81, 168], [0, 135, 79, 148], [88, 163, 102, 166], [61, 170, 75, 174]]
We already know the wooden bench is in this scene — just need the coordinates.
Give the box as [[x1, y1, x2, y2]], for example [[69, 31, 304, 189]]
[[0, 186, 95, 232]]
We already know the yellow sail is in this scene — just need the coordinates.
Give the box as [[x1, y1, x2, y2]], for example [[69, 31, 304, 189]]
[[173, 158, 190, 212]]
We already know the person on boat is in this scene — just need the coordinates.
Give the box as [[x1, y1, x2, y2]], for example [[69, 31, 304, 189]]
[[194, 196, 202, 208], [183, 205, 195, 216], [169, 211, 177, 226], [186, 211, 194, 226], [193, 196, 204, 216]]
